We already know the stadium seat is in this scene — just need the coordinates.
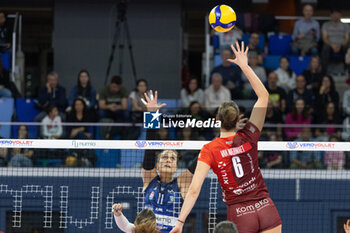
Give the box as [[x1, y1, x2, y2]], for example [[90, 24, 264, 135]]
[[242, 33, 265, 51], [263, 55, 282, 71], [120, 149, 144, 168], [1, 52, 11, 71], [158, 99, 177, 109], [268, 34, 292, 56], [289, 56, 311, 75], [95, 149, 120, 168], [0, 98, 14, 138], [14, 98, 40, 139], [213, 54, 222, 67]]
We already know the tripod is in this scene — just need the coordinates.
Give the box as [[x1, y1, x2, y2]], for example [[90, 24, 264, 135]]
[[105, 0, 137, 85]]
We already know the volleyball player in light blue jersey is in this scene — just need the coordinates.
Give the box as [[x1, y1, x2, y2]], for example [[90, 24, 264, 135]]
[[141, 91, 197, 233]]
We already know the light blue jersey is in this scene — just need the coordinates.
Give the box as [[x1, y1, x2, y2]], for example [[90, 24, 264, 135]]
[[144, 176, 182, 233]]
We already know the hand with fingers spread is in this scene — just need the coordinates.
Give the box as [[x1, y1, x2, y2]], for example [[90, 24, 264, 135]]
[[227, 41, 249, 68], [112, 203, 123, 217], [141, 90, 166, 112], [345, 219, 350, 233]]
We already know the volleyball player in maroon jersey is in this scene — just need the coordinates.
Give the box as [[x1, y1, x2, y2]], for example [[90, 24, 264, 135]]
[[170, 41, 282, 233]]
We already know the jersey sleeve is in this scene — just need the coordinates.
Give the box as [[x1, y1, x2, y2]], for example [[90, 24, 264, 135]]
[[239, 121, 261, 144], [198, 144, 213, 167]]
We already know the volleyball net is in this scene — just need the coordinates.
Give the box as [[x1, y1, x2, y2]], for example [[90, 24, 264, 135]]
[[0, 139, 349, 233]]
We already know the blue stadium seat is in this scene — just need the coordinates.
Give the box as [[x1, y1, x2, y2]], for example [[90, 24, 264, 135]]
[[95, 149, 120, 168], [289, 56, 311, 75], [158, 99, 177, 109], [14, 98, 40, 139], [263, 55, 282, 71], [268, 34, 292, 56], [1, 53, 11, 71], [214, 54, 222, 67], [120, 149, 144, 168], [242, 33, 265, 51], [0, 98, 14, 138]]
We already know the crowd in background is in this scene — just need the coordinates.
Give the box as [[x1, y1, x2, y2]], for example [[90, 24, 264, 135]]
[[0, 7, 350, 169]]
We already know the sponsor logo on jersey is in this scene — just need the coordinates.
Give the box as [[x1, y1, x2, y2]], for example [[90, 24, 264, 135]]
[[149, 191, 155, 200], [236, 198, 270, 216], [233, 176, 257, 195]]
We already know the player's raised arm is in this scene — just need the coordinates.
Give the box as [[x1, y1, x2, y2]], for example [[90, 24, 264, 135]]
[[228, 41, 269, 131], [141, 90, 166, 190]]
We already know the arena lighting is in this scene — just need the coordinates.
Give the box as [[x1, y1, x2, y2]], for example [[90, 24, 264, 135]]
[[341, 18, 350, 23]]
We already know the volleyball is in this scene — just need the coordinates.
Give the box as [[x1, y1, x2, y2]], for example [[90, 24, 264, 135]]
[[209, 5, 236, 32]]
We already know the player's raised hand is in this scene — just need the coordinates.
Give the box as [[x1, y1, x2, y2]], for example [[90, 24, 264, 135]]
[[112, 203, 123, 216], [227, 41, 249, 68], [141, 90, 166, 112], [344, 219, 350, 233]]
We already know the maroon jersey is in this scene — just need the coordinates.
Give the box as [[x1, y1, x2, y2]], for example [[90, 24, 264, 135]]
[[198, 122, 269, 205]]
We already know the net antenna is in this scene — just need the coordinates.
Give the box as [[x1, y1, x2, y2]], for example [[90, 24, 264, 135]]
[[105, 0, 137, 85]]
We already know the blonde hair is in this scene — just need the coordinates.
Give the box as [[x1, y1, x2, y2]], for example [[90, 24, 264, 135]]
[[218, 101, 240, 131], [134, 209, 159, 233]]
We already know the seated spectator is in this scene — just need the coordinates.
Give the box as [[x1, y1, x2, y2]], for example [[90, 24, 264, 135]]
[[215, 27, 243, 50], [41, 105, 63, 139], [204, 73, 231, 114], [35, 72, 66, 122], [129, 79, 149, 122], [66, 98, 93, 139], [211, 49, 242, 99], [302, 56, 325, 93], [68, 69, 97, 110], [213, 221, 238, 233], [241, 52, 266, 98], [321, 8, 350, 71], [315, 75, 339, 116], [285, 99, 311, 140], [262, 99, 283, 140], [290, 127, 323, 169], [324, 135, 345, 170], [247, 32, 263, 64], [291, 4, 320, 55], [9, 125, 34, 167], [98, 75, 128, 122], [343, 82, 350, 116], [287, 75, 314, 111], [0, 11, 11, 53], [180, 78, 204, 108], [313, 102, 341, 139], [341, 116, 350, 141], [262, 134, 284, 169], [274, 56, 297, 92], [265, 72, 287, 113], [0, 147, 9, 167]]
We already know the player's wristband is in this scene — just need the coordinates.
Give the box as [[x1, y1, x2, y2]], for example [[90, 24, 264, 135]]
[[187, 156, 198, 174], [177, 219, 185, 224]]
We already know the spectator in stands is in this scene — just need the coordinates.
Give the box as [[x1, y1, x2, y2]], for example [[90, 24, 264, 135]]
[[313, 102, 341, 139], [36, 72, 66, 122], [68, 69, 97, 110], [302, 56, 325, 93], [290, 127, 323, 169], [321, 8, 350, 70], [265, 72, 287, 113], [262, 99, 283, 140], [66, 98, 92, 139], [213, 221, 238, 233], [343, 83, 350, 116], [285, 99, 311, 140], [9, 125, 33, 167], [129, 79, 149, 123], [215, 27, 243, 50], [324, 135, 345, 170], [204, 73, 231, 113], [180, 78, 204, 108], [247, 32, 263, 64], [275, 56, 297, 92], [341, 115, 350, 141], [41, 105, 63, 139], [0, 80, 11, 97], [291, 4, 320, 55], [0, 11, 11, 53], [98, 75, 128, 122], [262, 134, 284, 169], [287, 75, 314, 111], [315, 75, 339, 116], [211, 49, 242, 99], [177, 127, 201, 168], [241, 51, 266, 98], [0, 147, 9, 167]]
